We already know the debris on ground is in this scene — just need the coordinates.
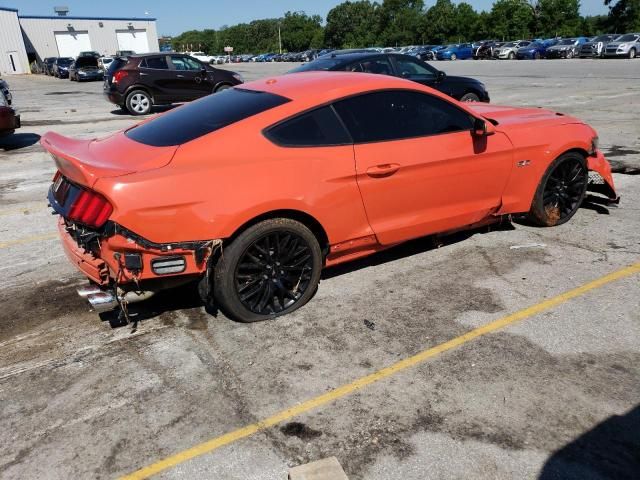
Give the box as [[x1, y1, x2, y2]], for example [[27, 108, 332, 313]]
[[288, 456, 349, 480]]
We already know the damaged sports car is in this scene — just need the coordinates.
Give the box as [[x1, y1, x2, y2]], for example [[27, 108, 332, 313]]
[[43, 72, 618, 323]]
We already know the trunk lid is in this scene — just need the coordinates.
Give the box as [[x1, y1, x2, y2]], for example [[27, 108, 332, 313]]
[[41, 131, 178, 188]]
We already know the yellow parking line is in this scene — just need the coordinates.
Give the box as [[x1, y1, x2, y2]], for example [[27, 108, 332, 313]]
[[119, 261, 640, 480], [0, 232, 57, 249]]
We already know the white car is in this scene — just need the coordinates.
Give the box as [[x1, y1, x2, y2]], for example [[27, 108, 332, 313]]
[[98, 56, 114, 72], [187, 51, 215, 64]]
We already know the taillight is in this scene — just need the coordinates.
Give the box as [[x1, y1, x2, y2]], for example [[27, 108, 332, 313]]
[[68, 189, 113, 228], [112, 70, 128, 84]]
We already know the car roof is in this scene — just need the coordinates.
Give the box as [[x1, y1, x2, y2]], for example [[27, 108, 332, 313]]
[[241, 71, 425, 104]]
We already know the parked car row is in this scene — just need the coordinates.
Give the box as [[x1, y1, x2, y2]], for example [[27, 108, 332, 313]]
[[196, 34, 638, 63], [42, 53, 105, 82]]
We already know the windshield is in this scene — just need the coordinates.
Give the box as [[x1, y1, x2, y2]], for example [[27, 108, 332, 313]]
[[444, 44, 457, 49], [192, 52, 205, 55], [527, 42, 542, 48], [593, 35, 610, 42], [616, 34, 638, 42], [58, 58, 73, 65], [558, 39, 575, 45], [290, 57, 345, 72], [503, 42, 515, 47]]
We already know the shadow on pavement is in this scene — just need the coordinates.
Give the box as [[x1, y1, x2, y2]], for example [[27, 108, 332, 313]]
[[0, 132, 41, 151], [539, 405, 640, 480]]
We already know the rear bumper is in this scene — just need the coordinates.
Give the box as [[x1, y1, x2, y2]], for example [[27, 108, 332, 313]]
[[103, 86, 125, 106], [56, 217, 214, 287], [0, 107, 19, 134]]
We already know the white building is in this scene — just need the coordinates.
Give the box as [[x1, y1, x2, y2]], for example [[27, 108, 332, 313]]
[[0, 6, 159, 75], [0, 7, 29, 74]]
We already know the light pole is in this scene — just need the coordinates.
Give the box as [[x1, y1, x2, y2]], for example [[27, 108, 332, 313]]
[[278, 23, 282, 54]]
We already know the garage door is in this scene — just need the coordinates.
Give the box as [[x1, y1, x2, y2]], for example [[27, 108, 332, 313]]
[[55, 31, 92, 58], [116, 30, 149, 54]]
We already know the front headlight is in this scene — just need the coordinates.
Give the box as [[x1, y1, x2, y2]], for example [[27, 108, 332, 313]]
[[618, 43, 627, 49], [232, 73, 244, 83]]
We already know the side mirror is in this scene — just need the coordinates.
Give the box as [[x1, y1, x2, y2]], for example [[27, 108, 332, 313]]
[[201, 67, 207, 74], [437, 71, 446, 82], [473, 118, 495, 136]]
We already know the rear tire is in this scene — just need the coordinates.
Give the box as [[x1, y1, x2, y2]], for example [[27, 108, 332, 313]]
[[126, 89, 152, 115], [460, 92, 480, 102], [213, 218, 323, 322], [214, 83, 232, 93], [527, 152, 588, 227]]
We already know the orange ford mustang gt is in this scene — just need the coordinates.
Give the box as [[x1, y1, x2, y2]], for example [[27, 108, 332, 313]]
[[43, 72, 618, 322]]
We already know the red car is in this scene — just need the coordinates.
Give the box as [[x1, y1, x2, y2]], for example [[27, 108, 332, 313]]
[[42, 72, 617, 323]]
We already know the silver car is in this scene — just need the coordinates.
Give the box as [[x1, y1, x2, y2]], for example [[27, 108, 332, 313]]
[[578, 34, 618, 58], [603, 33, 640, 58], [494, 40, 531, 59]]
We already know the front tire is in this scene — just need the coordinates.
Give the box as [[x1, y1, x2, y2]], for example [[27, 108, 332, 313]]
[[527, 153, 588, 227], [534, 52, 541, 60], [508, 52, 515, 60], [630, 48, 636, 59], [450, 53, 457, 61], [213, 218, 323, 322], [215, 83, 231, 93], [126, 89, 152, 115]]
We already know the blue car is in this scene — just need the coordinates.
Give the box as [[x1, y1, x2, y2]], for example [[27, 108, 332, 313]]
[[436, 43, 473, 61], [516, 40, 556, 59]]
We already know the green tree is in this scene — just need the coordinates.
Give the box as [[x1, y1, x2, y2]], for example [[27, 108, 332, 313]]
[[454, 2, 481, 41], [605, 0, 640, 32], [422, 0, 457, 44], [378, 0, 425, 46], [324, 1, 380, 48], [537, 0, 581, 37], [281, 11, 324, 52], [487, 0, 533, 40]]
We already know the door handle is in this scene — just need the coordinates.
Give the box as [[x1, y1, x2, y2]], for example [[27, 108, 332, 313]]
[[366, 163, 400, 177], [176, 74, 184, 78], [139, 72, 148, 76]]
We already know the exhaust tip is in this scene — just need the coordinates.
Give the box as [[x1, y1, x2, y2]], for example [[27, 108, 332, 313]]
[[87, 291, 118, 313], [77, 285, 103, 298]]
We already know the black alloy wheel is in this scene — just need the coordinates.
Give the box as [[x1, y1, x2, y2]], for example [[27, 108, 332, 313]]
[[528, 153, 588, 226], [213, 218, 322, 322]]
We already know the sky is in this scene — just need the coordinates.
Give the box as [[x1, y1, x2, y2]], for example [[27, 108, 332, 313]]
[[5, 1, 610, 36]]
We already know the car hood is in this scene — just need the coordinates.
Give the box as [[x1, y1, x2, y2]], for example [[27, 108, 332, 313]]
[[41, 131, 178, 188], [607, 42, 625, 48], [548, 45, 572, 50], [466, 104, 583, 131]]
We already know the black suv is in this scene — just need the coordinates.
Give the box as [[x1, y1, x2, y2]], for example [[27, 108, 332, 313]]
[[104, 53, 244, 115], [290, 52, 489, 103]]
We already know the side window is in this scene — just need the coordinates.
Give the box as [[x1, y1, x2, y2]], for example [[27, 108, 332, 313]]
[[143, 56, 168, 69], [393, 57, 435, 81], [358, 58, 393, 76], [334, 62, 363, 72], [170, 57, 200, 71], [333, 90, 473, 143], [265, 106, 351, 147]]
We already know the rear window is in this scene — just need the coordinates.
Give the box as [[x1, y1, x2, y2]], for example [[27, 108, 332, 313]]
[[125, 88, 290, 147], [107, 57, 127, 76], [265, 106, 351, 147]]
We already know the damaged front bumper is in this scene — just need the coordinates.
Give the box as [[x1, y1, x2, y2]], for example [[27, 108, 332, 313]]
[[587, 150, 619, 203]]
